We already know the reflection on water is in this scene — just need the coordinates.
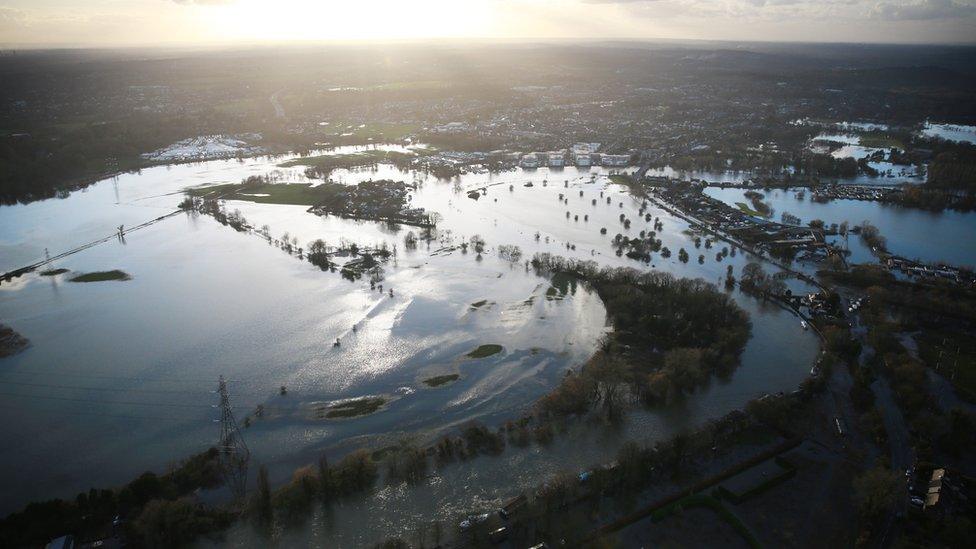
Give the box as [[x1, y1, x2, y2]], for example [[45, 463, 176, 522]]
[[1, 150, 819, 526], [704, 186, 976, 266]]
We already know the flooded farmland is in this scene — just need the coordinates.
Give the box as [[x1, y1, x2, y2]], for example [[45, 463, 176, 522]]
[[0, 147, 819, 542]]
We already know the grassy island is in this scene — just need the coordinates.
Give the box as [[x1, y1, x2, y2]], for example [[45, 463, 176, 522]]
[[68, 270, 131, 283], [423, 374, 460, 387], [467, 344, 503, 359], [322, 397, 387, 419], [0, 323, 30, 358], [278, 149, 418, 175], [189, 177, 435, 227], [191, 182, 329, 206]]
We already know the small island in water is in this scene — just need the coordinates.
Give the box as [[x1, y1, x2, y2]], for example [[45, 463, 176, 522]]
[[68, 270, 132, 283], [0, 324, 30, 358]]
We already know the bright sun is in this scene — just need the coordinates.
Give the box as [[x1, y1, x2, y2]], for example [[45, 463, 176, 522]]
[[199, 0, 495, 42]]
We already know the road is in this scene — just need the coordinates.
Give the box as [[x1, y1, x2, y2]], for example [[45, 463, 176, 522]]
[[848, 305, 912, 549], [269, 90, 285, 118]]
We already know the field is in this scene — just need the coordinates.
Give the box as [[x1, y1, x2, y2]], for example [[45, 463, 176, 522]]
[[917, 329, 976, 401], [192, 183, 332, 206]]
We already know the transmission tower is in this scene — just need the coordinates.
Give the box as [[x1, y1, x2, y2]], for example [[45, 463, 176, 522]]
[[217, 375, 250, 501]]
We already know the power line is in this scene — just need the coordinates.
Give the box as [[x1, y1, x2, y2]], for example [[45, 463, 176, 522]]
[[0, 370, 258, 383], [0, 391, 247, 410], [0, 403, 206, 423], [217, 375, 250, 501], [0, 380, 216, 396]]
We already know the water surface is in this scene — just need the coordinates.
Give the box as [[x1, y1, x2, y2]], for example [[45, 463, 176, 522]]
[[1, 152, 819, 522]]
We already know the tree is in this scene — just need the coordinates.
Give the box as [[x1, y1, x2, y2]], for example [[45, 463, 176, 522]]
[[590, 354, 632, 419], [663, 348, 706, 393], [253, 465, 272, 525], [470, 234, 486, 254], [859, 221, 887, 253], [132, 498, 228, 549], [272, 466, 316, 522], [317, 455, 331, 501], [853, 467, 901, 523], [740, 262, 767, 291]]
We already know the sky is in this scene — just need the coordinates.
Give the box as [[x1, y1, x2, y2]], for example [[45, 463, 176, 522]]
[[1, 0, 975, 47]]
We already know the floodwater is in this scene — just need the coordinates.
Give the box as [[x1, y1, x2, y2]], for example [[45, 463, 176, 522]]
[[1, 150, 819, 542], [703, 186, 976, 267], [921, 122, 976, 145], [809, 133, 922, 185]]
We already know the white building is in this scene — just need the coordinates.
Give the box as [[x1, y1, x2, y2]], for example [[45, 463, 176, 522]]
[[601, 154, 630, 167], [548, 153, 565, 167], [572, 142, 601, 154], [520, 154, 540, 168], [574, 153, 592, 167]]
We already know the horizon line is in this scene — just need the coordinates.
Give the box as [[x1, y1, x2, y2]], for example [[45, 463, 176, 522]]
[[2, 36, 976, 52]]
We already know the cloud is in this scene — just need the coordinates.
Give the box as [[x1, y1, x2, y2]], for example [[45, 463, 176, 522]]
[[0, 7, 28, 25], [579, 0, 976, 21], [171, 0, 236, 5], [872, 0, 976, 20]]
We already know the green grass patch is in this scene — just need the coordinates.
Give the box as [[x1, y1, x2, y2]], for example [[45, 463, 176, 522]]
[[609, 174, 633, 186], [39, 268, 69, 276], [716, 457, 796, 503], [278, 149, 419, 170], [466, 344, 503, 359], [325, 397, 387, 419], [68, 270, 131, 283], [735, 202, 764, 217], [423, 374, 459, 387], [652, 493, 761, 549], [190, 183, 334, 206], [858, 132, 905, 150]]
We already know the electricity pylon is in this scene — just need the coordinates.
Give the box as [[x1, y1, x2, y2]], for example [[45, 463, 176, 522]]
[[217, 375, 250, 501]]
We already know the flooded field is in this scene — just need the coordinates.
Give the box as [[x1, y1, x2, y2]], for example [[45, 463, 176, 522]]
[[704, 186, 976, 266], [808, 132, 922, 185], [921, 122, 976, 145], [0, 147, 819, 535]]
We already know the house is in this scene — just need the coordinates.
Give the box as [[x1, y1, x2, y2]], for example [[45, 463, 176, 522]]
[[924, 468, 946, 512], [520, 154, 540, 168], [601, 154, 630, 167], [571, 142, 601, 154]]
